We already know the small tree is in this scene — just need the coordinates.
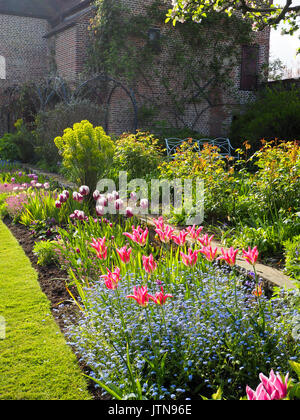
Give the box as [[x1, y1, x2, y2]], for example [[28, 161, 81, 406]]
[[54, 120, 115, 193]]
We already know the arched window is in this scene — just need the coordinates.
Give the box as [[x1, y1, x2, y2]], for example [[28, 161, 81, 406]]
[[0, 56, 6, 79]]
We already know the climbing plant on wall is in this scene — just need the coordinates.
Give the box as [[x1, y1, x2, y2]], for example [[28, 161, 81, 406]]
[[87, 0, 252, 130]]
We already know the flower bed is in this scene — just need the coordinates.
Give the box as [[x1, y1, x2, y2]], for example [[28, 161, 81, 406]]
[[0, 167, 299, 400]]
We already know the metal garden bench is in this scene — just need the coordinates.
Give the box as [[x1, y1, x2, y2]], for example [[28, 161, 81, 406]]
[[165, 137, 235, 158]]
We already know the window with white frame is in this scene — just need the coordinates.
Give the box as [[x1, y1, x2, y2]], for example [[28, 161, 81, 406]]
[[0, 56, 6, 79]]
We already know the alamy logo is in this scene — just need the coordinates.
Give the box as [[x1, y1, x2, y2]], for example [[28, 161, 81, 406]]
[[0, 316, 5, 339], [96, 171, 205, 225]]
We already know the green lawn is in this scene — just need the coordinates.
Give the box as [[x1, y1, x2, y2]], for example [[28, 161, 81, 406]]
[[0, 221, 92, 400]]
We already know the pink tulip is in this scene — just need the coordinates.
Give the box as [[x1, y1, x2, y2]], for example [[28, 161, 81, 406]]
[[55, 200, 62, 208], [153, 216, 165, 230], [155, 225, 175, 243], [217, 247, 239, 267], [130, 191, 137, 201], [127, 286, 150, 307], [180, 248, 201, 267], [90, 237, 108, 260], [149, 287, 173, 305], [123, 226, 148, 247], [197, 234, 214, 247], [172, 230, 189, 246], [242, 246, 259, 266], [96, 205, 105, 216], [59, 193, 68, 203], [140, 198, 148, 210], [62, 190, 69, 199], [246, 370, 289, 400], [93, 190, 101, 200], [100, 267, 121, 290], [199, 246, 218, 262], [116, 245, 132, 264], [79, 185, 90, 196], [142, 254, 157, 274], [186, 225, 203, 240], [115, 198, 124, 210], [73, 191, 84, 202], [97, 196, 108, 207], [125, 207, 134, 218]]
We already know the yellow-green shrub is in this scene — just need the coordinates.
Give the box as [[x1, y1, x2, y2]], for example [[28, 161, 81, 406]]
[[54, 120, 115, 192]]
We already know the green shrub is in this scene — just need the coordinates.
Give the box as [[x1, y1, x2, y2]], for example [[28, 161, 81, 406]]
[[230, 86, 300, 149], [112, 131, 163, 181], [0, 119, 35, 163], [284, 234, 300, 281], [0, 133, 20, 161], [33, 240, 58, 266], [12, 119, 35, 163], [34, 101, 105, 171], [54, 120, 115, 193]]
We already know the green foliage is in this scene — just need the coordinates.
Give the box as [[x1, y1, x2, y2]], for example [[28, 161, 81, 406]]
[[159, 140, 300, 259], [284, 234, 300, 281], [0, 119, 35, 163], [33, 240, 58, 266], [230, 87, 300, 149], [0, 133, 20, 161], [166, 1, 300, 45], [34, 101, 105, 172], [112, 131, 163, 181], [54, 120, 115, 192], [19, 190, 66, 228]]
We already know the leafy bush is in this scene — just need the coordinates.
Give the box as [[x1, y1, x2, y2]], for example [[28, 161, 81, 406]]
[[0, 119, 35, 163], [33, 240, 58, 266], [159, 140, 235, 223], [230, 87, 300, 150], [284, 234, 300, 281], [112, 131, 163, 181], [54, 120, 115, 193], [34, 101, 105, 171], [0, 133, 20, 161]]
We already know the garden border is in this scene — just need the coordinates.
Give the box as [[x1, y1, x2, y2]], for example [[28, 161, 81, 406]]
[[141, 216, 297, 291], [20, 166, 297, 291]]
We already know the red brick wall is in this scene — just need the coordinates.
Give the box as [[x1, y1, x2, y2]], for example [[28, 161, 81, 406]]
[[49, 9, 93, 82], [0, 14, 49, 88], [105, 1, 271, 137]]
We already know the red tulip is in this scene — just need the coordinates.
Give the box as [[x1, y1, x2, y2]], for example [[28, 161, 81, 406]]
[[242, 246, 259, 266], [199, 246, 218, 262], [217, 247, 239, 267], [142, 254, 157, 274], [100, 267, 121, 290], [155, 225, 175, 243], [116, 245, 132, 264], [197, 234, 214, 247], [149, 286, 173, 305], [127, 286, 150, 307], [186, 225, 203, 240], [180, 248, 201, 267], [90, 237, 108, 260], [123, 226, 148, 247], [172, 230, 189, 246]]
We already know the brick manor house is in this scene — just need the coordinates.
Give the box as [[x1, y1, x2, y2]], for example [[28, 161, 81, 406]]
[[0, 0, 270, 136]]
